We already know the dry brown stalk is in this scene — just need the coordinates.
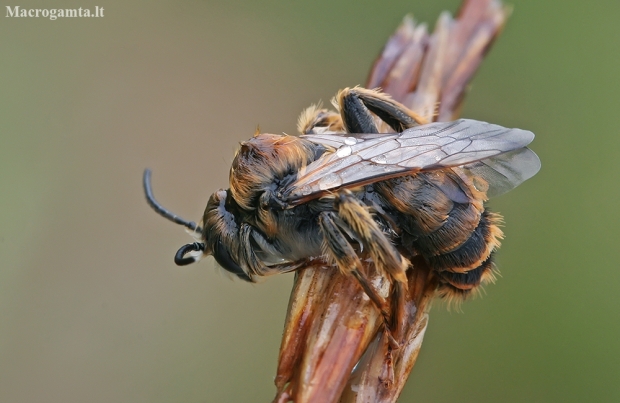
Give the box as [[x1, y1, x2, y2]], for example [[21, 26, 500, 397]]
[[274, 1, 509, 402]]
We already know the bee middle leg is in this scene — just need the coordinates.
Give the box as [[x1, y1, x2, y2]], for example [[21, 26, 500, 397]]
[[337, 87, 427, 133], [319, 190, 409, 347], [318, 210, 399, 349], [334, 190, 409, 343]]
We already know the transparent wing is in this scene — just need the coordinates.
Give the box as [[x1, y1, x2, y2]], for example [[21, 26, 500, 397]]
[[280, 119, 537, 204], [460, 147, 541, 198]]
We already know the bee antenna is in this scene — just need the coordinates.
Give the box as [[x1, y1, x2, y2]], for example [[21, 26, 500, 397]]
[[174, 242, 205, 266], [143, 169, 203, 233]]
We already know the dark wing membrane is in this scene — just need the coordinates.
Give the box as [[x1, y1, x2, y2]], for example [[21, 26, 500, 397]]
[[460, 147, 541, 198], [281, 119, 536, 204]]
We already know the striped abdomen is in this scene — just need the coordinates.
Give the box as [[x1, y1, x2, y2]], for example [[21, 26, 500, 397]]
[[375, 169, 503, 299]]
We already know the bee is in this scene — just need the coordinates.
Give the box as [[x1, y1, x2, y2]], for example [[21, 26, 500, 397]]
[[144, 87, 540, 343]]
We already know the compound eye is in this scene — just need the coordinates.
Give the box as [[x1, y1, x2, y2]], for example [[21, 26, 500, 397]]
[[213, 239, 253, 282]]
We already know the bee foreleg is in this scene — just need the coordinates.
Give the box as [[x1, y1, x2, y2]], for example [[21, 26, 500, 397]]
[[337, 87, 426, 133], [239, 223, 305, 277]]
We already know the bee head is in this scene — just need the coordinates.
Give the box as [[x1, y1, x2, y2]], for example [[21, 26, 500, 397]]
[[199, 189, 252, 281], [143, 169, 251, 281]]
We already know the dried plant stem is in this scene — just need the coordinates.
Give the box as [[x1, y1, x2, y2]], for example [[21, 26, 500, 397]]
[[274, 1, 508, 402]]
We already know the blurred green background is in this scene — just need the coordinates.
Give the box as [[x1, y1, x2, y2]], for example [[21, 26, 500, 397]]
[[1, 0, 619, 402]]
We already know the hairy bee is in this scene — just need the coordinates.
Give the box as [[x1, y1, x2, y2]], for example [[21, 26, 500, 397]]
[[144, 87, 540, 342]]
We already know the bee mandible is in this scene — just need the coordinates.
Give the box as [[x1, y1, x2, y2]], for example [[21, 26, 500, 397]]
[[144, 87, 540, 343]]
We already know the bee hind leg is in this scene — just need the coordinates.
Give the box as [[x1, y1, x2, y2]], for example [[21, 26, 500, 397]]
[[297, 105, 344, 135], [337, 87, 427, 133]]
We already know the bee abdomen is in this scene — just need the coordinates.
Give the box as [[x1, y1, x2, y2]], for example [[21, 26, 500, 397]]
[[425, 210, 503, 273], [438, 254, 495, 290], [375, 173, 486, 257], [414, 202, 481, 256], [435, 254, 497, 299], [374, 175, 453, 235]]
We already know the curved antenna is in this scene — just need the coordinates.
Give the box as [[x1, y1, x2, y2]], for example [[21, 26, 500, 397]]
[[143, 169, 203, 233], [175, 242, 205, 266]]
